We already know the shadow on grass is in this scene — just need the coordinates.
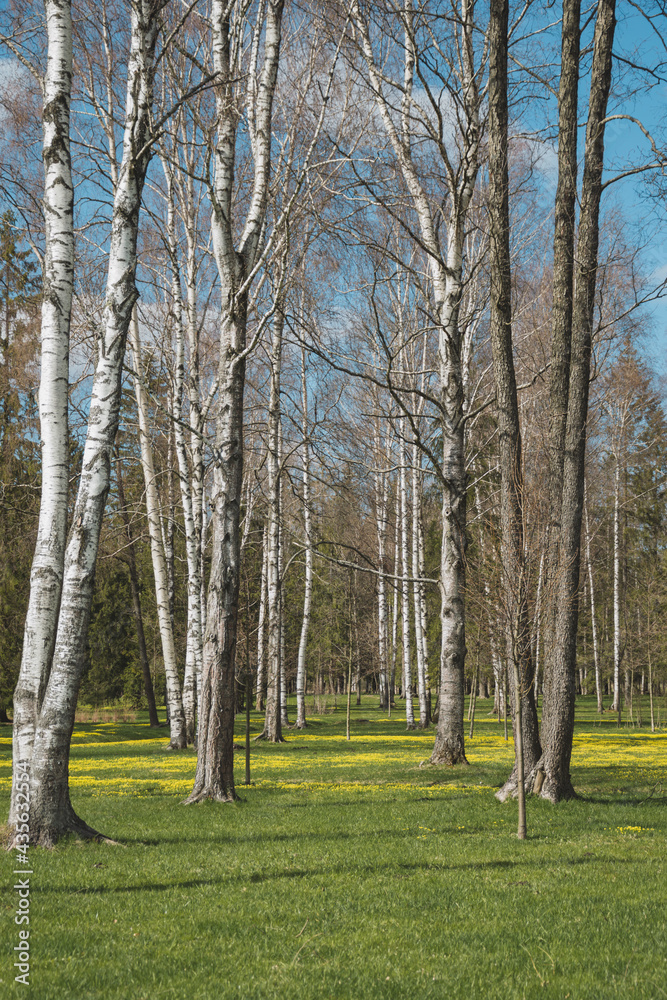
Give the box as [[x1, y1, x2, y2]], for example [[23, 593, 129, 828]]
[[35, 853, 641, 897]]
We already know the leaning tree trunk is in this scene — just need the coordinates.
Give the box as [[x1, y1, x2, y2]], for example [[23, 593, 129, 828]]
[[488, 0, 541, 819], [583, 488, 603, 712], [9, 0, 74, 830], [540, 0, 616, 803], [24, 1, 161, 845]]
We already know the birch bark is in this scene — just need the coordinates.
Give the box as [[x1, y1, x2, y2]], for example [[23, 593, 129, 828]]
[[350, 0, 480, 763], [129, 312, 187, 749], [26, 0, 162, 844], [186, 0, 285, 802], [256, 524, 268, 711], [583, 486, 603, 713], [262, 308, 285, 740], [296, 346, 313, 728], [399, 418, 415, 729], [10, 0, 74, 828]]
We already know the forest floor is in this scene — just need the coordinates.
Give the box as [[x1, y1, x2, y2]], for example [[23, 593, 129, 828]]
[[1, 696, 666, 999]]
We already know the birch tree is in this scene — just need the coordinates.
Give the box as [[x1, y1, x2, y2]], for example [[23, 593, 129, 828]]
[[9, 0, 74, 829], [349, 0, 484, 763], [186, 0, 286, 803], [15, 0, 163, 845]]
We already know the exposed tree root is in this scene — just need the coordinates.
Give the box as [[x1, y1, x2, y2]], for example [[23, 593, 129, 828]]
[[496, 756, 577, 803], [253, 730, 286, 743], [183, 785, 237, 805], [6, 807, 122, 850]]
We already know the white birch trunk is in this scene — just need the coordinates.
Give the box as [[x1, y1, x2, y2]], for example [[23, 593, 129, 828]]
[[162, 165, 202, 744], [350, 0, 479, 763], [612, 457, 622, 713], [129, 314, 187, 749], [187, 0, 285, 802], [374, 428, 390, 711], [26, 1, 161, 844], [296, 347, 313, 728], [256, 525, 268, 711], [390, 503, 400, 707], [412, 436, 429, 726], [263, 309, 284, 740], [10, 0, 74, 828], [399, 419, 415, 728], [584, 487, 603, 713]]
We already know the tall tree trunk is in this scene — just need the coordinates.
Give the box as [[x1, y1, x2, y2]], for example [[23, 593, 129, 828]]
[[488, 0, 541, 816], [256, 525, 268, 712], [129, 313, 187, 749], [24, 1, 161, 845], [399, 419, 415, 729], [542, 0, 581, 694], [10, 0, 74, 830], [541, 0, 616, 802], [584, 486, 603, 713], [263, 309, 285, 741], [374, 428, 390, 711], [412, 437, 429, 726], [612, 456, 622, 714], [115, 445, 159, 727], [186, 0, 285, 802], [161, 164, 204, 745], [296, 347, 313, 728]]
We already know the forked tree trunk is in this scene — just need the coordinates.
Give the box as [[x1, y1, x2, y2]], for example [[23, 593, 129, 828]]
[[23, 1, 161, 845], [185, 0, 284, 802], [10, 0, 74, 829], [540, 0, 616, 803]]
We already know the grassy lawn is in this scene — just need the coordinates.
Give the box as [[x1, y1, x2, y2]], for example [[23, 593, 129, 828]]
[[1, 696, 666, 999]]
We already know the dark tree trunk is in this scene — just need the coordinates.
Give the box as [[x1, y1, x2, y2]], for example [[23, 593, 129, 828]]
[[541, 0, 616, 803], [488, 0, 541, 818]]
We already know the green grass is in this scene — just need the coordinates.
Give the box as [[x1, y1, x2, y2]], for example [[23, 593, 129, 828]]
[[1, 696, 666, 1000]]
